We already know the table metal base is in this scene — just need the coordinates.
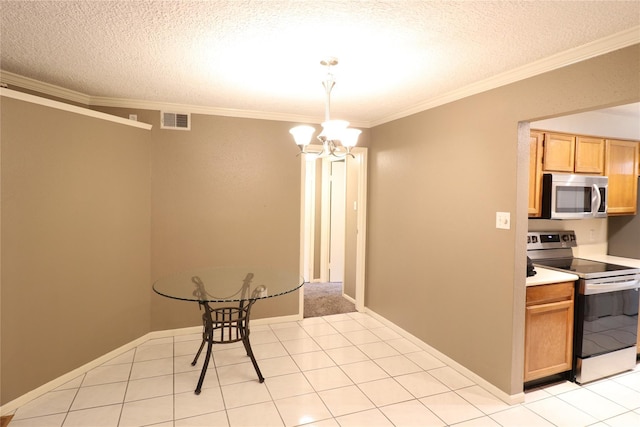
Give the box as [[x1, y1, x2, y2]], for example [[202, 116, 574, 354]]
[[190, 300, 263, 394]]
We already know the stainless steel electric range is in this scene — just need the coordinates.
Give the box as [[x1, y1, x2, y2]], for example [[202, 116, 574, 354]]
[[527, 230, 640, 384]]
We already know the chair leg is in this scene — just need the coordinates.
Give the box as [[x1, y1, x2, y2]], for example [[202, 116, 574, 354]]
[[194, 303, 214, 394], [243, 336, 264, 383], [195, 339, 213, 394], [191, 339, 206, 366], [191, 317, 207, 366]]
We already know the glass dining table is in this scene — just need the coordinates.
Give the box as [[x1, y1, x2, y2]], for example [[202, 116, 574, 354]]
[[153, 266, 304, 394]]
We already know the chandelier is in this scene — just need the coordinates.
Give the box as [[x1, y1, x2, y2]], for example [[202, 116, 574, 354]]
[[289, 58, 361, 158]]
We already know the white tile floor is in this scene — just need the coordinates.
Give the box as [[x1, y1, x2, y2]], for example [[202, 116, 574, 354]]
[[7, 311, 640, 426]]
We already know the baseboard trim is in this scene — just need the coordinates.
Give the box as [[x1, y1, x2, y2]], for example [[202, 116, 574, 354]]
[[0, 313, 301, 415], [342, 293, 356, 305], [0, 334, 148, 415], [252, 313, 303, 325], [1, 310, 522, 414], [363, 308, 525, 405]]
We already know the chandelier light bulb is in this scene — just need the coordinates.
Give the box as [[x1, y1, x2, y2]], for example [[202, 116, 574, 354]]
[[289, 125, 315, 146], [319, 120, 349, 141], [340, 128, 362, 148]]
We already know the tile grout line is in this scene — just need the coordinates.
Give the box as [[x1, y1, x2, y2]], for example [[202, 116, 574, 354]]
[[105, 345, 137, 426], [7, 313, 640, 426]]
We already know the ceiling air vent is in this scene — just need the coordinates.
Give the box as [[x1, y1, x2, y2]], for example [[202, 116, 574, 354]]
[[161, 111, 190, 130]]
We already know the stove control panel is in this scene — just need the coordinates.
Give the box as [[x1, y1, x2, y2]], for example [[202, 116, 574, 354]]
[[527, 230, 577, 250]]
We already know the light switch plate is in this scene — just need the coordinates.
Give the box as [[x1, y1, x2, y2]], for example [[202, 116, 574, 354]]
[[496, 212, 510, 229]]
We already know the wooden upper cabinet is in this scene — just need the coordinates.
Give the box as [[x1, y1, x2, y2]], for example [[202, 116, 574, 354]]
[[543, 133, 575, 172], [542, 132, 605, 174], [529, 131, 544, 217], [529, 130, 638, 217], [605, 139, 639, 215], [575, 136, 605, 174]]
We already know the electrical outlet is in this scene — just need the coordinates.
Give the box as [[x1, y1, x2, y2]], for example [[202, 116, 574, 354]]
[[496, 212, 510, 230]]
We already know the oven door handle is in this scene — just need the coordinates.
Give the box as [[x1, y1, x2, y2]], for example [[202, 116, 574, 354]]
[[584, 279, 640, 295]]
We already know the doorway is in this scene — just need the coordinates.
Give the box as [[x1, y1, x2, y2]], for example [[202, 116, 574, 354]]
[[299, 148, 368, 317], [329, 160, 346, 283]]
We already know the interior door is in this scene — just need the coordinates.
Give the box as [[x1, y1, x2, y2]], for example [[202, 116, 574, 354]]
[[329, 160, 346, 282]]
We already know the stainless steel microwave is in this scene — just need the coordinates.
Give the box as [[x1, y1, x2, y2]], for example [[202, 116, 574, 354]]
[[540, 173, 608, 219]]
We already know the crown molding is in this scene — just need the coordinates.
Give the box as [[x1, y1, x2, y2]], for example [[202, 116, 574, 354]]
[[2, 26, 638, 129], [0, 70, 332, 125], [89, 96, 359, 126], [0, 88, 152, 130], [370, 26, 640, 127], [90, 96, 371, 128], [0, 70, 92, 105]]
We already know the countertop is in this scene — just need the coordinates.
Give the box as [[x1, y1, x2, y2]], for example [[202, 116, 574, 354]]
[[526, 267, 579, 287], [526, 254, 640, 287]]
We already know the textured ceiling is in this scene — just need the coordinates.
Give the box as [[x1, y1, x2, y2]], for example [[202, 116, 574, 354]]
[[1, 1, 639, 127]]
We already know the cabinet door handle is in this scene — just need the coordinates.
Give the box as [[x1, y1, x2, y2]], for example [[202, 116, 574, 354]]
[[527, 299, 572, 314]]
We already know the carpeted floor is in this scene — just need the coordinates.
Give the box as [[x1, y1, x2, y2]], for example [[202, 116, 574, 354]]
[[303, 282, 356, 318]]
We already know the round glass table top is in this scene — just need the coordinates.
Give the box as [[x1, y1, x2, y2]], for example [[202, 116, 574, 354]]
[[153, 266, 304, 303]]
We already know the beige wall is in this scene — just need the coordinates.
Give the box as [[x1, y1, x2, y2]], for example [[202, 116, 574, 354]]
[[94, 108, 304, 331], [1, 44, 638, 405], [0, 97, 151, 404], [366, 45, 640, 395], [149, 113, 303, 329]]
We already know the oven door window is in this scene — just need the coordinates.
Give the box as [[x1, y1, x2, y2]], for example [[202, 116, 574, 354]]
[[580, 289, 639, 358]]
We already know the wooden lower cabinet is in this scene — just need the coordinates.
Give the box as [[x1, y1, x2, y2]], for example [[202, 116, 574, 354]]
[[524, 282, 575, 382]]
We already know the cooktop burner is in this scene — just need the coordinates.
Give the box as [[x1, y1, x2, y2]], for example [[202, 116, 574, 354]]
[[526, 230, 640, 280], [534, 257, 634, 276]]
